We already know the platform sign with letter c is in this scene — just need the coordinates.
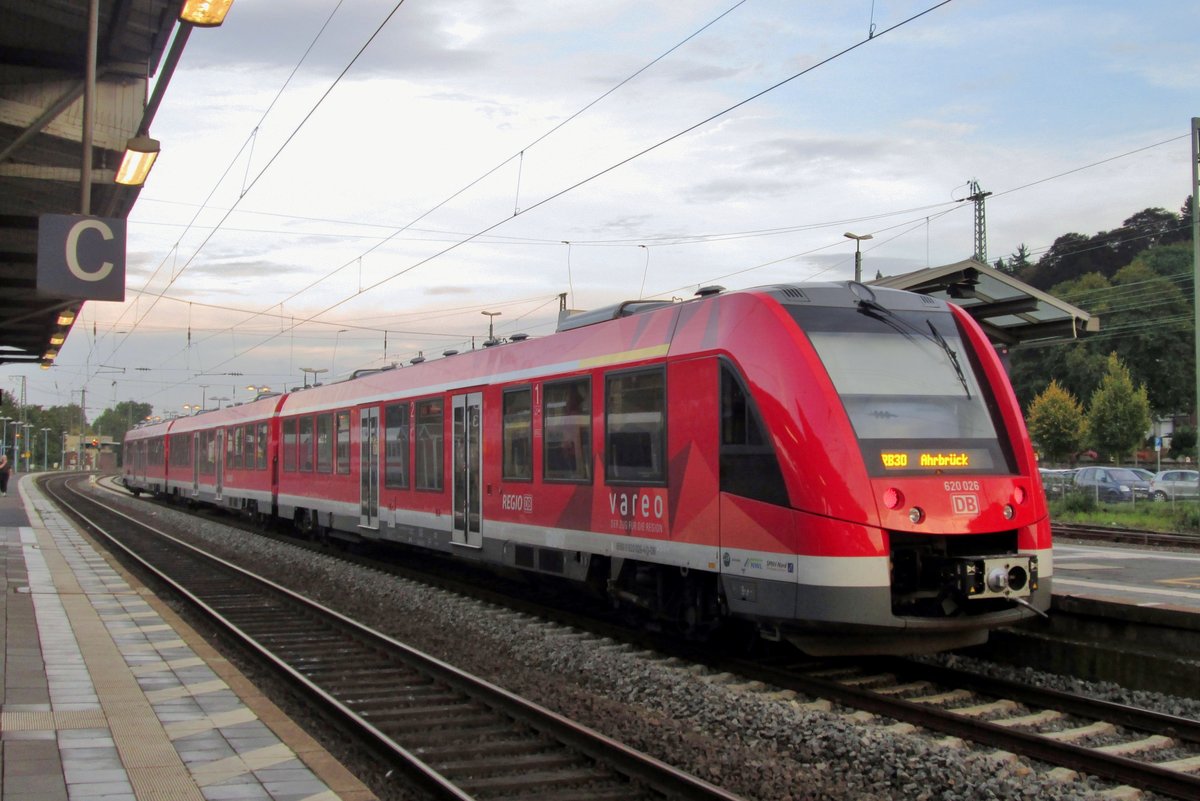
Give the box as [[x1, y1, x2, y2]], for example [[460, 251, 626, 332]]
[[36, 214, 126, 301]]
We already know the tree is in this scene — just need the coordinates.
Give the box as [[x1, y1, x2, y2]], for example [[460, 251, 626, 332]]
[[1105, 253, 1193, 414], [1170, 427, 1196, 460], [1008, 242, 1195, 417], [1026, 380, 1086, 464], [1087, 353, 1151, 462], [92, 401, 154, 446], [995, 243, 1032, 276]]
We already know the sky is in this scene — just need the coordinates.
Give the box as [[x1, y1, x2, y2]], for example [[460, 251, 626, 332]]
[[7, 0, 1200, 420]]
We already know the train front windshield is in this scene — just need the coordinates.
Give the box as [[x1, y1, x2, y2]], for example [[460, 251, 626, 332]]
[[789, 304, 1016, 476]]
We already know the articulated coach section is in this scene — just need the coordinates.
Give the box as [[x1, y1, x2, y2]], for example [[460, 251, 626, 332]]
[[125, 281, 1052, 655]]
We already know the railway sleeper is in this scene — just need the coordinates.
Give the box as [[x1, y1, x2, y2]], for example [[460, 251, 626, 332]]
[[433, 751, 586, 779]]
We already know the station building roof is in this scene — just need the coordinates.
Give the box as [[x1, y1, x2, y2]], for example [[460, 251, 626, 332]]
[[0, 0, 180, 367], [872, 258, 1099, 347]]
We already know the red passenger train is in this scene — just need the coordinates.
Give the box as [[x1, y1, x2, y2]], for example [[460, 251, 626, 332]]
[[124, 282, 1052, 655]]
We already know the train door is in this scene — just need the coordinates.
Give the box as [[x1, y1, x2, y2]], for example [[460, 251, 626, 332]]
[[191, 432, 200, 498], [215, 428, 225, 501], [452, 392, 483, 548], [359, 407, 380, 529]]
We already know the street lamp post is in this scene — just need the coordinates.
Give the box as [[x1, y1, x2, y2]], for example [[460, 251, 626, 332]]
[[0, 416, 9, 463], [22, 424, 33, 472], [246, 385, 271, 398], [210, 396, 230, 409], [844, 232, 873, 283]]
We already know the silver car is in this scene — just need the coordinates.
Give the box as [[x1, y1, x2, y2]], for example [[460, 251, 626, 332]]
[[1149, 469, 1200, 501]]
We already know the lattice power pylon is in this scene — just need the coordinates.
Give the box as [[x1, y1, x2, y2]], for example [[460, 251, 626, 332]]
[[967, 179, 992, 263]]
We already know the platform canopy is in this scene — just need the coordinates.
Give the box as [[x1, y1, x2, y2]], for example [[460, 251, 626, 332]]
[[871, 258, 1099, 347], [0, 0, 182, 367]]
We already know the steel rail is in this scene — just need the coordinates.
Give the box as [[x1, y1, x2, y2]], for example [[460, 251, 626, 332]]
[[735, 658, 1200, 801], [1052, 523, 1199, 548], [93, 474, 1200, 797], [882, 657, 1200, 744], [47, 475, 746, 801]]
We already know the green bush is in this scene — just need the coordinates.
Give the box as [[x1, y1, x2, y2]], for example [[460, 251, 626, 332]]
[[1172, 505, 1200, 530], [1047, 493, 1200, 531], [1056, 490, 1097, 514]]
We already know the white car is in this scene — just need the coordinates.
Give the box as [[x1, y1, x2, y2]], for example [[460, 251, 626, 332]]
[[1149, 469, 1200, 501]]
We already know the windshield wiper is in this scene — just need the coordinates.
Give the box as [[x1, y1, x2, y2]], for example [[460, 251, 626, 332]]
[[853, 286, 974, 399], [927, 320, 971, 399]]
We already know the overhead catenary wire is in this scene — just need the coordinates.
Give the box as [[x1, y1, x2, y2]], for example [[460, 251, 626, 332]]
[[159, 0, 757, 367], [56, 1, 1190, 409], [96, 0, 398, 373], [178, 0, 960, 385]]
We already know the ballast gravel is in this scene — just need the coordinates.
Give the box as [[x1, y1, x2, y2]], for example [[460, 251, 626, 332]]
[[94, 489, 1184, 801]]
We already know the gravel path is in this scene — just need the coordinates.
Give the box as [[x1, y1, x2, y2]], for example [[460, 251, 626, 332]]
[[94, 486, 1187, 801]]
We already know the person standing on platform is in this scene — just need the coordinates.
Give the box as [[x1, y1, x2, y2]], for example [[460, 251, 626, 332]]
[[0, 452, 10, 497]]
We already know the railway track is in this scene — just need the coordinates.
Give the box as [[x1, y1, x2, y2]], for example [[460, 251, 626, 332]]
[[86, 475, 1200, 798], [44, 474, 744, 801], [716, 655, 1200, 800], [1052, 522, 1200, 548]]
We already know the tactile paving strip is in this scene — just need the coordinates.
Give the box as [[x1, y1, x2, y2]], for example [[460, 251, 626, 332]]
[[3, 479, 375, 801]]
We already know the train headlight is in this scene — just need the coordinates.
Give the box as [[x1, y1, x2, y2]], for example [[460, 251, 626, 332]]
[[883, 488, 903, 509], [908, 507, 924, 524], [1003, 504, 1015, 520], [1014, 486, 1026, 505]]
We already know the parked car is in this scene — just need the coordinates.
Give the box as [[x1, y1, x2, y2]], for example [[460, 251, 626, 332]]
[[1127, 467, 1154, 482], [1038, 468, 1076, 499], [1072, 466, 1150, 502], [1149, 469, 1200, 501]]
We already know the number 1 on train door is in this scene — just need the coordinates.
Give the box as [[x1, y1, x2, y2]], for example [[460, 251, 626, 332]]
[[360, 407, 380, 529], [452, 392, 483, 548]]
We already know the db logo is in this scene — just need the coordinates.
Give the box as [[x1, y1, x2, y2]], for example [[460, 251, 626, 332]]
[[951, 494, 979, 515]]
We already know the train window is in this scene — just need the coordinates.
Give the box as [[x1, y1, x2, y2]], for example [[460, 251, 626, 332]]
[[201, 430, 215, 475], [299, 417, 314, 472], [225, 427, 236, 469], [502, 388, 532, 481], [544, 377, 592, 482], [242, 425, 254, 470], [283, 419, 297, 472], [336, 411, 351, 474], [385, 403, 410, 489], [148, 437, 164, 468], [241, 427, 249, 468], [415, 399, 443, 491], [235, 426, 246, 469], [605, 369, 665, 484], [257, 422, 269, 470], [720, 363, 789, 506], [170, 433, 190, 467], [316, 413, 333, 473]]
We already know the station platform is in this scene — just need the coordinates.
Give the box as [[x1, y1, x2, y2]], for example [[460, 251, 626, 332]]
[[1052, 540, 1200, 612], [0, 475, 377, 801]]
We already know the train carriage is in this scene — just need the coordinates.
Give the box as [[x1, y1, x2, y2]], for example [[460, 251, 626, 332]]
[[125, 281, 1052, 655], [123, 418, 170, 495], [165, 397, 283, 513]]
